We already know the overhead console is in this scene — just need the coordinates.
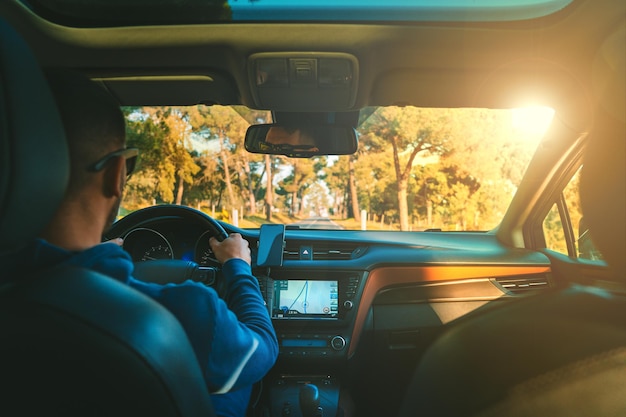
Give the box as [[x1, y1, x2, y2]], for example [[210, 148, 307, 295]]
[[247, 52, 359, 112]]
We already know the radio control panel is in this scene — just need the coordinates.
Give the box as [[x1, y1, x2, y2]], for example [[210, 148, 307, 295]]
[[255, 270, 366, 360], [277, 332, 349, 358]]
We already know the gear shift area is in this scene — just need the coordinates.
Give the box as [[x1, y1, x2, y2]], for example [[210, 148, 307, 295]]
[[267, 376, 339, 417], [299, 383, 323, 417]]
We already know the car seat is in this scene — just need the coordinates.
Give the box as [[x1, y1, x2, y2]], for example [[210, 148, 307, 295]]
[[0, 18, 215, 417], [397, 20, 626, 417]]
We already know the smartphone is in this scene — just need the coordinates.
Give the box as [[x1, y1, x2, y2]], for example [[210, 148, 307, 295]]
[[256, 224, 285, 267]]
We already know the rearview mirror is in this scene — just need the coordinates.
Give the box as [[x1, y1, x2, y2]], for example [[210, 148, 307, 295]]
[[245, 124, 358, 158]]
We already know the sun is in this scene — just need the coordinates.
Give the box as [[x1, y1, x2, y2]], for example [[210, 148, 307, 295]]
[[511, 106, 555, 139]]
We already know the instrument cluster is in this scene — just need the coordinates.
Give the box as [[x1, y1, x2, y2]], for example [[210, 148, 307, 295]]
[[121, 224, 222, 267]]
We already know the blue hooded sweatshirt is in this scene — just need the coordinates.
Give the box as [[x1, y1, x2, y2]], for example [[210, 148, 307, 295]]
[[23, 238, 278, 417]]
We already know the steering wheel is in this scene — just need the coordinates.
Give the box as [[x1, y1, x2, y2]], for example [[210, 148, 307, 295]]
[[104, 205, 229, 288]]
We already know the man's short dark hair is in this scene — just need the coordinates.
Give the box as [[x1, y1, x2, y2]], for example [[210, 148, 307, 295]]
[[46, 70, 125, 195]]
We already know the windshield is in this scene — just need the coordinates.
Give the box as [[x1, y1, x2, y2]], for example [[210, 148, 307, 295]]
[[121, 105, 552, 231]]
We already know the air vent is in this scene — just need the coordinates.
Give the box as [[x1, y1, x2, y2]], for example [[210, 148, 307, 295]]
[[495, 274, 551, 295], [283, 241, 365, 261], [313, 244, 358, 260]]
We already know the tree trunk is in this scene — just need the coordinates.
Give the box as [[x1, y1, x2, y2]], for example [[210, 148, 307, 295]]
[[298, 190, 306, 217], [391, 135, 423, 232], [427, 200, 433, 227], [265, 155, 273, 221], [175, 174, 184, 205], [291, 160, 299, 217], [349, 157, 360, 222], [221, 148, 236, 210], [244, 159, 256, 215], [289, 192, 296, 216], [461, 208, 467, 230], [391, 137, 409, 231], [398, 179, 409, 231]]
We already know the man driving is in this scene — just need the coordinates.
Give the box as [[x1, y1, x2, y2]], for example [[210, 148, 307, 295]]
[[18, 70, 278, 417]]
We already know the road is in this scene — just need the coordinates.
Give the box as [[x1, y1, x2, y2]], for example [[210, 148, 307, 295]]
[[288, 217, 344, 230]]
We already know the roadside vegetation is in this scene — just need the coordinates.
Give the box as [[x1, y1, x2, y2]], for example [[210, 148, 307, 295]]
[[121, 105, 555, 231]]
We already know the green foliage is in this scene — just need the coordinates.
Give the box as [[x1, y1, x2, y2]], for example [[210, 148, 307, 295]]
[[121, 105, 543, 231], [124, 107, 200, 205], [276, 157, 320, 216]]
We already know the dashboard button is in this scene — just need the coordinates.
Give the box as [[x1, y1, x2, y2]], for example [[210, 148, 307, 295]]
[[330, 336, 346, 351]]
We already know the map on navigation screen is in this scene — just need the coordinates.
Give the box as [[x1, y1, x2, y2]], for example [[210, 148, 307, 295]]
[[273, 280, 338, 317]]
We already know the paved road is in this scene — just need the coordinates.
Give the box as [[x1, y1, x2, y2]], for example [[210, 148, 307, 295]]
[[288, 217, 344, 230]]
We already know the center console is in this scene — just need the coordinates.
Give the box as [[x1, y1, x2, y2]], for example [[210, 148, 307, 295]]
[[253, 226, 365, 417], [258, 270, 363, 359], [256, 269, 366, 417]]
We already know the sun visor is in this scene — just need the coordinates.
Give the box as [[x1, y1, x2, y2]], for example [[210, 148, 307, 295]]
[[93, 74, 239, 106], [372, 60, 591, 131]]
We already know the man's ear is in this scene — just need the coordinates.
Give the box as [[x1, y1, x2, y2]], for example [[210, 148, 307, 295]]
[[102, 156, 126, 198]]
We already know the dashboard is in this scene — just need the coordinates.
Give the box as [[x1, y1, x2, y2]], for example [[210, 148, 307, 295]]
[[106, 205, 555, 416], [107, 205, 554, 363]]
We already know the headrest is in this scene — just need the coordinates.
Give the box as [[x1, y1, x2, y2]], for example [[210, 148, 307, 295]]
[[580, 22, 626, 281], [0, 19, 69, 254]]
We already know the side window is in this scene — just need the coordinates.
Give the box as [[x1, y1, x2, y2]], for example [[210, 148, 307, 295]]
[[542, 167, 603, 261], [543, 203, 567, 254]]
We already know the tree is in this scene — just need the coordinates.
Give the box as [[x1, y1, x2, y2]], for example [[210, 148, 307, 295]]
[[360, 107, 450, 230], [325, 156, 350, 218], [187, 153, 226, 209], [276, 158, 318, 216], [124, 107, 200, 205], [434, 108, 537, 230], [188, 106, 250, 211], [122, 104, 543, 231], [230, 106, 272, 215]]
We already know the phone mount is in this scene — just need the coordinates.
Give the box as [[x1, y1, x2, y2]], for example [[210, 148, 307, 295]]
[[256, 224, 286, 267]]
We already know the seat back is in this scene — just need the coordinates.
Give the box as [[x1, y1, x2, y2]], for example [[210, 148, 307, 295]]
[[398, 18, 626, 417], [0, 19, 68, 253], [0, 18, 215, 417]]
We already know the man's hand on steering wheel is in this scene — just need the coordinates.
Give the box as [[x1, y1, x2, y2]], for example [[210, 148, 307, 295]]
[[209, 233, 251, 266]]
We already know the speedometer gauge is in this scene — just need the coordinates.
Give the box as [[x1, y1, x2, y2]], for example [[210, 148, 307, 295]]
[[194, 230, 220, 267], [122, 228, 174, 262], [141, 244, 173, 261]]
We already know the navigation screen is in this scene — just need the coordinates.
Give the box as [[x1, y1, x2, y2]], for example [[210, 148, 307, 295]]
[[272, 280, 338, 318]]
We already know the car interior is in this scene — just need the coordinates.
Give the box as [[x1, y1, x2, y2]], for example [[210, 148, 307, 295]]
[[0, 0, 624, 416]]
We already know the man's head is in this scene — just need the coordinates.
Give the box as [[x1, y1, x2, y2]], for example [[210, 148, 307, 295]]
[[44, 70, 134, 248], [46, 70, 128, 196]]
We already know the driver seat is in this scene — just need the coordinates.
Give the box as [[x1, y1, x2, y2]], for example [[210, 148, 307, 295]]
[[0, 19, 215, 417]]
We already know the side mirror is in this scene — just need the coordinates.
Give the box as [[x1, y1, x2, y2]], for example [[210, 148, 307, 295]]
[[245, 124, 358, 158]]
